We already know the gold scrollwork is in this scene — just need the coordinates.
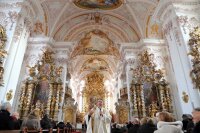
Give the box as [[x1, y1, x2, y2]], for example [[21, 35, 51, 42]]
[[188, 27, 200, 90], [6, 89, 13, 101], [131, 50, 173, 118], [82, 72, 106, 113], [19, 50, 64, 120], [0, 25, 7, 86], [182, 91, 189, 103]]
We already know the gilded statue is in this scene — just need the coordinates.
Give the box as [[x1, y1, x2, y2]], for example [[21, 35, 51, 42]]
[[26, 65, 37, 77], [42, 50, 54, 63], [56, 66, 63, 77], [149, 102, 158, 117]]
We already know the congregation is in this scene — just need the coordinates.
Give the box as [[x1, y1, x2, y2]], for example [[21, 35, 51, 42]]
[[0, 102, 200, 133]]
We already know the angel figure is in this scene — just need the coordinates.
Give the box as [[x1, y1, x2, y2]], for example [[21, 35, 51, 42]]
[[56, 66, 63, 77], [26, 64, 37, 77]]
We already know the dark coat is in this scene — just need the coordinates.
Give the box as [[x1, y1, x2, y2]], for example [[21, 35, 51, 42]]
[[40, 115, 52, 129], [137, 123, 156, 133], [128, 124, 140, 133], [192, 121, 200, 133], [183, 119, 189, 131], [111, 127, 123, 133], [0, 110, 14, 130], [127, 122, 133, 129], [57, 122, 65, 129], [186, 120, 194, 133]]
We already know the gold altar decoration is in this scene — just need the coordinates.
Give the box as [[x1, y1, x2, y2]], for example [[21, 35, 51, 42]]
[[120, 87, 128, 100], [82, 72, 106, 113], [130, 83, 146, 118], [76, 111, 84, 123], [188, 27, 200, 90], [6, 89, 13, 101], [182, 91, 189, 103], [63, 98, 77, 124], [18, 49, 64, 120], [116, 99, 130, 124], [0, 25, 7, 86], [63, 86, 77, 124], [131, 50, 172, 118]]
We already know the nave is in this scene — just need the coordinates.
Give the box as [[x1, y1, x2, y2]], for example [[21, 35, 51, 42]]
[[0, 0, 200, 133]]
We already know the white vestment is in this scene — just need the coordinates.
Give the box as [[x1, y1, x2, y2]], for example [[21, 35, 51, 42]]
[[84, 107, 111, 133]]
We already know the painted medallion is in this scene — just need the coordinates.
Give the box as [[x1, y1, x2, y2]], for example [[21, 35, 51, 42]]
[[74, 0, 123, 10]]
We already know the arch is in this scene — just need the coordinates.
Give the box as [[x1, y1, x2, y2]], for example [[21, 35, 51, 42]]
[[52, 12, 141, 42]]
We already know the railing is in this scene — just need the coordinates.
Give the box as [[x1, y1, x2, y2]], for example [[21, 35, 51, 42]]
[[0, 128, 86, 133]]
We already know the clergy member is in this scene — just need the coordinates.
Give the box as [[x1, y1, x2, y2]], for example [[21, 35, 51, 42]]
[[84, 99, 111, 133]]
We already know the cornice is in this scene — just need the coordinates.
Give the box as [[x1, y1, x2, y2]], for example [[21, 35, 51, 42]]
[[28, 36, 55, 46]]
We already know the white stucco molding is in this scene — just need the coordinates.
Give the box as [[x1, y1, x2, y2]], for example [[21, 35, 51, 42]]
[[28, 36, 55, 45]]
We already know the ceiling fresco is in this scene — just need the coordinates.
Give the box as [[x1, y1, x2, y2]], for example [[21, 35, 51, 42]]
[[81, 58, 109, 72], [70, 30, 120, 58], [74, 0, 123, 10]]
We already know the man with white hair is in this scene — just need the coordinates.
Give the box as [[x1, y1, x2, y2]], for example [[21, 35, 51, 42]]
[[85, 99, 111, 133], [0, 102, 14, 130]]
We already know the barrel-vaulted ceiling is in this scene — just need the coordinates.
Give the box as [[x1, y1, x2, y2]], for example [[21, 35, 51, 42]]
[[26, 0, 162, 93], [27, 0, 161, 43]]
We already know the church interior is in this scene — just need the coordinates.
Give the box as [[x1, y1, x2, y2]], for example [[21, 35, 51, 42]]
[[0, 0, 200, 131]]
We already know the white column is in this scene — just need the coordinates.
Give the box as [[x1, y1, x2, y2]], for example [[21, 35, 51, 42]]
[[126, 63, 132, 121], [3, 22, 30, 105], [162, 16, 199, 116], [0, 2, 33, 105], [150, 1, 200, 119], [54, 49, 69, 122]]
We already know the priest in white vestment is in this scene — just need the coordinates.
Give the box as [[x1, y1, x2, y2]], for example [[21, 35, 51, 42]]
[[84, 99, 111, 133]]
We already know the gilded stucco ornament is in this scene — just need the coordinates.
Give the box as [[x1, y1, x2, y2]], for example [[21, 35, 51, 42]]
[[6, 89, 13, 101], [131, 50, 172, 118], [0, 24, 7, 86], [188, 27, 200, 90], [182, 91, 189, 103], [18, 49, 64, 120]]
